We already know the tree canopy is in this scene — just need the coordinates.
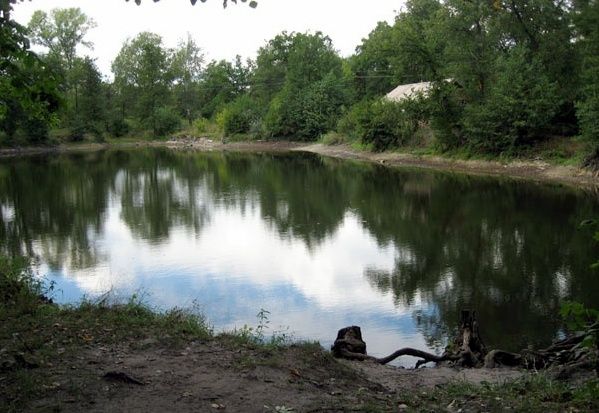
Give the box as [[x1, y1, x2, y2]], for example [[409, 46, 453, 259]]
[[2, 0, 598, 161]]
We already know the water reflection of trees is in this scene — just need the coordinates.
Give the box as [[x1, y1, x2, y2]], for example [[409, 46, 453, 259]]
[[0, 151, 113, 270], [357, 170, 599, 351], [0, 148, 597, 351]]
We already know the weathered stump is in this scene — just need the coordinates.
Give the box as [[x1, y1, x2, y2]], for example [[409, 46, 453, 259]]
[[331, 326, 367, 358], [453, 309, 487, 367]]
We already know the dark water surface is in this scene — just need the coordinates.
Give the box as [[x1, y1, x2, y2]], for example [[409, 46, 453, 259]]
[[1, 148, 598, 364]]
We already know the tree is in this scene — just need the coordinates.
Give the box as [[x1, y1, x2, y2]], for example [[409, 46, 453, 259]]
[[350, 22, 400, 100], [1, 0, 257, 21], [171, 34, 204, 125], [574, 0, 599, 150], [27, 8, 96, 70], [197, 59, 247, 119], [0, 15, 60, 143], [112, 32, 173, 133], [76, 57, 106, 139], [257, 32, 347, 139], [27, 7, 97, 135], [462, 47, 560, 153], [350, 0, 447, 101]]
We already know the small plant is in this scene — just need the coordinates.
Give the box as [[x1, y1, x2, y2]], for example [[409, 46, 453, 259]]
[[256, 308, 271, 342], [320, 131, 348, 145], [561, 301, 599, 348], [193, 117, 209, 134]]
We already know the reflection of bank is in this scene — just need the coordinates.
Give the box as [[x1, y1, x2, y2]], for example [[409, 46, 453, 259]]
[[1, 148, 598, 360]]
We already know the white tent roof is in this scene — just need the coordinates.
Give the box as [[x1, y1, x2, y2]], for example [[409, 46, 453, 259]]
[[385, 81, 434, 102]]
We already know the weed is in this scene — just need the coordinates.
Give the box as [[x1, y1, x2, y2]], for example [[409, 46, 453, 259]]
[[320, 132, 349, 145]]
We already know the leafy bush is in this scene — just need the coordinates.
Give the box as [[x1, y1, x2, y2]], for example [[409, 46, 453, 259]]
[[263, 73, 348, 140], [428, 82, 465, 150], [193, 117, 209, 134], [108, 118, 130, 138], [222, 95, 258, 135], [461, 49, 560, 154], [68, 117, 86, 142], [343, 98, 428, 151], [577, 54, 599, 144], [320, 131, 348, 145], [263, 92, 291, 138], [337, 99, 375, 140], [152, 106, 181, 137], [21, 116, 51, 144], [0, 256, 45, 314]]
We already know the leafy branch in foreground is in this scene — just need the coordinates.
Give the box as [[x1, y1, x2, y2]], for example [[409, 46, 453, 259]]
[[1, 0, 257, 22]]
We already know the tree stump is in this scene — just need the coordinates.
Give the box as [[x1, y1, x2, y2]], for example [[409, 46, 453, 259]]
[[331, 326, 367, 358], [453, 309, 487, 367]]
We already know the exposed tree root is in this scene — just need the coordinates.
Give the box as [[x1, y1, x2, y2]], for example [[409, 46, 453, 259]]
[[332, 311, 598, 377]]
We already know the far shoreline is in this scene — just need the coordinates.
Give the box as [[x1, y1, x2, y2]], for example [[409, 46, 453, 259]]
[[0, 139, 597, 189]]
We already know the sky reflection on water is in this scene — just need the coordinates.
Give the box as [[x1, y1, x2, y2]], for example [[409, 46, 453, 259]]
[[2, 148, 598, 365]]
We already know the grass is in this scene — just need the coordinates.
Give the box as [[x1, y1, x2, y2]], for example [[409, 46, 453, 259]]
[[400, 375, 599, 412], [319, 131, 351, 145], [0, 257, 214, 412], [317, 130, 588, 168]]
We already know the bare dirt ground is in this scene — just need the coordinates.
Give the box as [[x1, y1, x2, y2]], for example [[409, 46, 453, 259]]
[[25, 337, 525, 413]]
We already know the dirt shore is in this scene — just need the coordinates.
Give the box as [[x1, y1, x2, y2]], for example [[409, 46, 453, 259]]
[[23, 337, 525, 413], [295, 143, 599, 189], [2, 139, 596, 189]]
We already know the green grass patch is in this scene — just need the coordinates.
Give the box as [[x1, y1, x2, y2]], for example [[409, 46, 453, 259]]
[[320, 131, 351, 145], [401, 375, 599, 412]]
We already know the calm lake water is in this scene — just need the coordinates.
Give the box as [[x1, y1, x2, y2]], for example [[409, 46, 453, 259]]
[[1, 148, 598, 365]]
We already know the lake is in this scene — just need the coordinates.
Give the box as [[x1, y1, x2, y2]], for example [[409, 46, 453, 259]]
[[1, 148, 597, 365]]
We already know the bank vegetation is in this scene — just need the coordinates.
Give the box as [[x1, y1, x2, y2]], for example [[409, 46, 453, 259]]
[[1, 1, 599, 169]]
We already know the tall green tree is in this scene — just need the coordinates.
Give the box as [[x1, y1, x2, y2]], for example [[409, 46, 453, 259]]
[[27, 8, 96, 70], [76, 57, 106, 139], [255, 31, 347, 139], [0, 14, 60, 143], [350, 22, 400, 100], [575, 0, 599, 150], [112, 32, 173, 133], [27, 7, 97, 135], [171, 33, 204, 125], [350, 0, 447, 101], [197, 58, 248, 119]]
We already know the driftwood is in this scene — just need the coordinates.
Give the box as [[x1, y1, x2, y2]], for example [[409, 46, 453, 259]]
[[484, 330, 599, 379], [332, 311, 599, 378]]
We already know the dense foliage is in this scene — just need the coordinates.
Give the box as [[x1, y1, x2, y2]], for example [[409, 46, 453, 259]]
[[1, 0, 598, 159]]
